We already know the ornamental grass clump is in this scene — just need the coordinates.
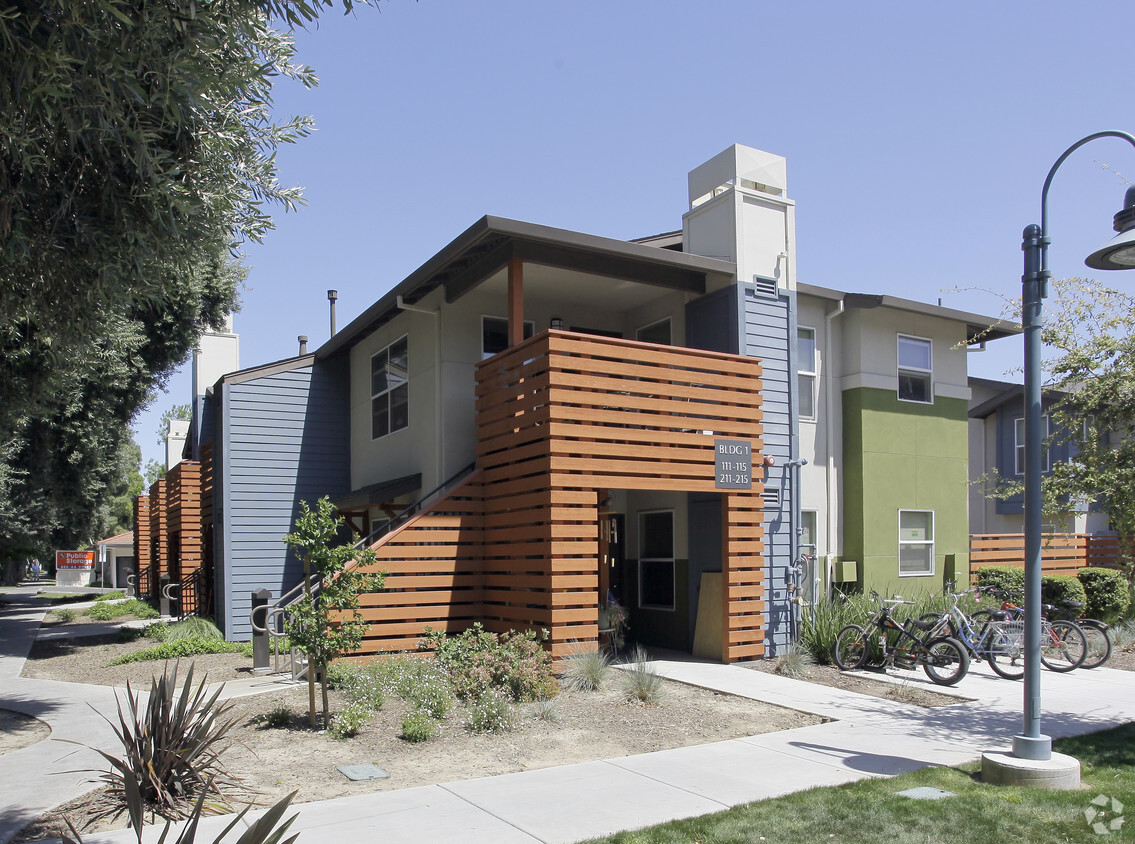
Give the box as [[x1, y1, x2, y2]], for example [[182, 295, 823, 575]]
[[463, 688, 516, 734], [560, 645, 612, 691], [86, 598, 159, 622], [772, 644, 815, 679], [621, 646, 664, 706]]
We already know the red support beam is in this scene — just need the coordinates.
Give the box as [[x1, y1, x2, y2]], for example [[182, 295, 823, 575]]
[[507, 258, 524, 347]]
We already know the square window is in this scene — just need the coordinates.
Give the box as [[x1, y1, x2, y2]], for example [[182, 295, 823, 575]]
[[482, 316, 534, 359], [898, 510, 934, 576]]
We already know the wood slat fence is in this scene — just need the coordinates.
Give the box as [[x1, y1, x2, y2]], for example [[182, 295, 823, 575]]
[[352, 330, 767, 662], [969, 533, 1132, 583]]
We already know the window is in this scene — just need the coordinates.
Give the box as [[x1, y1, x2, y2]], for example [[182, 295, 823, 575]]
[[898, 510, 934, 576], [797, 327, 817, 420], [636, 317, 672, 346], [371, 336, 408, 439], [638, 510, 675, 610], [897, 335, 932, 403], [481, 316, 534, 360], [1014, 415, 1051, 475]]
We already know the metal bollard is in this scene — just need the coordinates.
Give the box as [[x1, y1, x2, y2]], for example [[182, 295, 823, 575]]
[[252, 588, 273, 674]]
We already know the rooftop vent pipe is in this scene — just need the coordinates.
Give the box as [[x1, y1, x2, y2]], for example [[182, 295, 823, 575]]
[[327, 289, 338, 337], [298, 335, 308, 355]]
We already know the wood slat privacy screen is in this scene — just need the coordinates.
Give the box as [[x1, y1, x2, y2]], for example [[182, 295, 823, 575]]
[[353, 330, 767, 662], [165, 461, 203, 586], [970, 532, 1133, 580]]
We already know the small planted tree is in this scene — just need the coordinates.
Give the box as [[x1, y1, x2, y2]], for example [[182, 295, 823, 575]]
[[284, 497, 384, 728]]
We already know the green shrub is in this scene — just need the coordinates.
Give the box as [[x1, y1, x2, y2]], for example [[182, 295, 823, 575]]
[[975, 566, 1026, 597], [420, 623, 558, 702], [86, 598, 159, 621], [621, 646, 664, 706], [324, 660, 362, 690], [53, 608, 76, 624], [560, 646, 612, 691], [328, 702, 370, 739], [94, 591, 126, 602], [260, 704, 293, 729], [1077, 567, 1132, 621], [371, 655, 452, 718], [1041, 574, 1088, 611], [464, 689, 516, 734], [400, 710, 439, 742], [108, 636, 244, 665]]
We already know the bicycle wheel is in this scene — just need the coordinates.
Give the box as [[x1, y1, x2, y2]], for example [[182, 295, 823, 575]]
[[833, 625, 870, 670], [922, 637, 970, 686], [1078, 620, 1112, 669], [1040, 620, 1087, 672], [984, 621, 1025, 680]]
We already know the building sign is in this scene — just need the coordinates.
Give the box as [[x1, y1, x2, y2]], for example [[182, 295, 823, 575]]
[[715, 439, 752, 489], [56, 550, 95, 570]]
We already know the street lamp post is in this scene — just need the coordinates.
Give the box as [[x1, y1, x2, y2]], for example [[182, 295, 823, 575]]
[[1014, 130, 1135, 762]]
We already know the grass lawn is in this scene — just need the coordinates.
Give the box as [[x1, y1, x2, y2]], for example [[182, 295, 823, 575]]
[[586, 723, 1134, 844]]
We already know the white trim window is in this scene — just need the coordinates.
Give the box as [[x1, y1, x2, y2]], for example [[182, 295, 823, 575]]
[[797, 326, 817, 420], [898, 510, 934, 576], [638, 509, 675, 610], [636, 317, 672, 346], [897, 335, 932, 403], [1014, 414, 1051, 475], [371, 336, 409, 439], [482, 315, 534, 360]]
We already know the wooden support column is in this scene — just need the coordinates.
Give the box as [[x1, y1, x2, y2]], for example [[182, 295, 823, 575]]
[[507, 258, 524, 347]]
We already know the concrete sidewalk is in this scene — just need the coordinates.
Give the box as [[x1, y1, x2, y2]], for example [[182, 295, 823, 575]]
[[3, 588, 1135, 844]]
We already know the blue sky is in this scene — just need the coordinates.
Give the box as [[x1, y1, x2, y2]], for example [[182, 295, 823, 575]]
[[134, 0, 1135, 466]]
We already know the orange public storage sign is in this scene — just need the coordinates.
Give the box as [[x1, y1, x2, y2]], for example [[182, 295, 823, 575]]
[[56, 550, 95, 569]]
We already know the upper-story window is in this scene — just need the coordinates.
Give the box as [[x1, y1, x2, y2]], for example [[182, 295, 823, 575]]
[[1014, 414, 1051, 475], [371, 336, 408, 439], [636, 317, 672, 345], [897, 335, 932, 403], [798, 326, 817, 420], [482, 316, 534, 360]]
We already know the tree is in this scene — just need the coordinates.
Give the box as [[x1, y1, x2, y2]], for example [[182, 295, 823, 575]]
[[1040, 278, 1135, 566], [0, 0, 369, 563], [283, 497, 384, 727]]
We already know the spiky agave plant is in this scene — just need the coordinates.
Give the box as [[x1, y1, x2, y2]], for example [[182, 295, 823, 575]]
[[89, 663, 239, 821]]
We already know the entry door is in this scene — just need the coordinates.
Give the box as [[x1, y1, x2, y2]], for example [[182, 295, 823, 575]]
[[601, 513, 626, 605]]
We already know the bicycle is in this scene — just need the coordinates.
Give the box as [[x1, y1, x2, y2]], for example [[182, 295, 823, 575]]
[[833, 592, 970, 686], [1045, 600, 1111, 669], [973, 589, 1088, 672], [920, 588, 1026, 680]]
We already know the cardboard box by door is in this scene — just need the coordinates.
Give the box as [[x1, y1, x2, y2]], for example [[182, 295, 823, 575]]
[[692, 571, 722, 660]]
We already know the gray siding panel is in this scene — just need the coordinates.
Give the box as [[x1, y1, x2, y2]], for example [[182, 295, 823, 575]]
[[743, 286, 795, 656], [215, 359, 350, 640]]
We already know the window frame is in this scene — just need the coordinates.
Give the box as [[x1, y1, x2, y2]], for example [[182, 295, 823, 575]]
[[636, 317, 672, 346], [1013, 414, 1051, 476], [637, 509, 676, 611], [370, 335, 409, 440], [897, 509, 935, 577], [797, 326, 817, 421], [897, 334, 933, 404], [481, 315, 535, 360]]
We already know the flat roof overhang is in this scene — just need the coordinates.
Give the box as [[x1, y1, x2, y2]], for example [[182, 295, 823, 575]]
[[318, 216, 737, 359]]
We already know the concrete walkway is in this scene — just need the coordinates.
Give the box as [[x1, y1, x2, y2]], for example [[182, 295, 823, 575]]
[[3, 588, 1135, 844]]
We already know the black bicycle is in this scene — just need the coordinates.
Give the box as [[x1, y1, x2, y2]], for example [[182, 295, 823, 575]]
[[833, 593, 970, 686]]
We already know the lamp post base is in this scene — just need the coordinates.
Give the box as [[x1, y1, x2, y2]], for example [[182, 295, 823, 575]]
[[983, 749, 1080, 790], [1012, 733, 1052, 760]]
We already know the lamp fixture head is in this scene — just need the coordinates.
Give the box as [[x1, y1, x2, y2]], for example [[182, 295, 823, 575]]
[[1085, 186, 1135, 270]]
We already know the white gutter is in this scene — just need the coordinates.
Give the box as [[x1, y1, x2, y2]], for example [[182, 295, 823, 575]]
[[823, 298, 845, 600], [396, 296, 444, 487]]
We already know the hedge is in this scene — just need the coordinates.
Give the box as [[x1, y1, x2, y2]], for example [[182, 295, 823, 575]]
[[1077, 567, 1131, 622], [974, 566, 1089, 614]]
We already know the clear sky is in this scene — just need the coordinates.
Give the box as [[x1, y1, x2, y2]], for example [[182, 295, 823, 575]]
[[133, 0, 1135, 467]]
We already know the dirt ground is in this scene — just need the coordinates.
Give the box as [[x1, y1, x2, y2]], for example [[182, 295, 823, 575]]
[[13, 622, 1135, 843]]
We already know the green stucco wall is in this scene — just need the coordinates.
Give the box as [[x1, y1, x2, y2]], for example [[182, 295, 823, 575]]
[[842, 388, 970, 596]]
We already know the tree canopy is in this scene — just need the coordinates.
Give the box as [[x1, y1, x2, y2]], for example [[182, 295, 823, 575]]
[[0, 0, 367, 563]]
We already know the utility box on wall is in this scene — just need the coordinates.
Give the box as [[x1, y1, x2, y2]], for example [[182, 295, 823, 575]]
[[832, 559, 858, 583]]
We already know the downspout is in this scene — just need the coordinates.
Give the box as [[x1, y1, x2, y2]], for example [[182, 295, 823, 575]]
[[396, 296, 443, 488], [823, 298, 845, 601]]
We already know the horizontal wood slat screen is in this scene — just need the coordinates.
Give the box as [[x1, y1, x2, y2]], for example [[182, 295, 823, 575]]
[[165, 461, 203, 584], [133, 495, 151, 599], [147, 478, 167, 599], [351, 330, 767, 662], [970, 533, 1089, 581]]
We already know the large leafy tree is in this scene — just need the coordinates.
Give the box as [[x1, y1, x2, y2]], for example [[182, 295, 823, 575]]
[[0, 0, 367, 564]]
